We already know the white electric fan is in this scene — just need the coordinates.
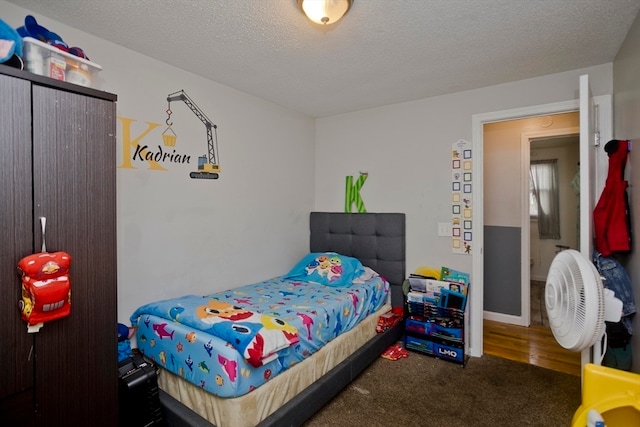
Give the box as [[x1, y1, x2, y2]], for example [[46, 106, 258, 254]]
[[545, 249, 623, 364]]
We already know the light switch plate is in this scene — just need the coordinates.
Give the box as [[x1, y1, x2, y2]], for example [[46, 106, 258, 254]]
[[438, 222, 452, 237]]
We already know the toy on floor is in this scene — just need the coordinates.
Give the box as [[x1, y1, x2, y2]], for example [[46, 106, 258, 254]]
[[572, 363, 640, 427], [381, 343, 409, 360]]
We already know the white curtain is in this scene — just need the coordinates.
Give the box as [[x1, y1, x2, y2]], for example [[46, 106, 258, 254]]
[[530, 160, 561, 240]]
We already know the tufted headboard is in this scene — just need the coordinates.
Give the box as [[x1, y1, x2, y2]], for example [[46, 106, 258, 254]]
[[309, 212, 406, 307]]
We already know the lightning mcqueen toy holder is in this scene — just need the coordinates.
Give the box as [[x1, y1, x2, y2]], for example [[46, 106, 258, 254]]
[[17, 251, 72, 328]]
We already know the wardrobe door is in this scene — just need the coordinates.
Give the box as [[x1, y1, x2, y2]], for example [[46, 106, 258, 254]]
[[0, 73, 36, 426], [31, 85, 118, 426]]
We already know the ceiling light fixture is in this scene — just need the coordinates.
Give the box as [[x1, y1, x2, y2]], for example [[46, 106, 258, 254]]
[[298, 0, 353, 25]]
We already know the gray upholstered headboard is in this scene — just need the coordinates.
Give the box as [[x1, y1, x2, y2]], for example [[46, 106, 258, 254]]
[[309, 212, 406, 307]]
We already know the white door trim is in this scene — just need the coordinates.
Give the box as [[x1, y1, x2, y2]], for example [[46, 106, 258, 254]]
[[471, 96, 611, 358], [472, 100, 579, 358]]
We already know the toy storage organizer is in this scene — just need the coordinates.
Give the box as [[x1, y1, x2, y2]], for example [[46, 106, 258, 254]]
[[21, 37, 102, 88], [404, 298, 465, 366]]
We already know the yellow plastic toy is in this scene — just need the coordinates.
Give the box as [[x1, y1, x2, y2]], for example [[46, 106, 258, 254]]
[[572, 363, 640, 426], [413, 266, 440, 280]]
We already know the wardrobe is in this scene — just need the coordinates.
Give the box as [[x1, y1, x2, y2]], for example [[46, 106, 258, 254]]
[[0, 64, 118, 426]]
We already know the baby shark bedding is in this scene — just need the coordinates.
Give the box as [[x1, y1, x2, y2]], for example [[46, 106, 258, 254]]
[[131, 252, 388, 399], [130, 212, 406, 427]]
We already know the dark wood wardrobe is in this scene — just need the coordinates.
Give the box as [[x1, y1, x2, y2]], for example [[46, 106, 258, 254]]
[[0, 64, 118, 426]]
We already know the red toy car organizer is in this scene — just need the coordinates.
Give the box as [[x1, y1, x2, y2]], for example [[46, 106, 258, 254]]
[[17, 217, 71, 332]]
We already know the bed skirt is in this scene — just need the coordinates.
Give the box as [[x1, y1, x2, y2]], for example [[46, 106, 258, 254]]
[[158, 303, 393, 427]]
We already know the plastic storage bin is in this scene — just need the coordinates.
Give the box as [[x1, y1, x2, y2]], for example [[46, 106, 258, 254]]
[[572, 363, 640, 427], [22, 37, 102, 88]]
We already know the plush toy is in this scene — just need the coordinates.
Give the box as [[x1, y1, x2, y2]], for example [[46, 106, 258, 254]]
[[117, 323, 135, 362], [16, 15, 66, 47], [118, 323, 135, 342], [17, 251, 72, 326], [0, 18, 23, 68], [15, 15, 90, 59]]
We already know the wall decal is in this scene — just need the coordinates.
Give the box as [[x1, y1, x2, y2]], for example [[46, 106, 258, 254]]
[[345, 172, 368, 213], [451, 140, 472, 254], [117, 90, 221, 181], [165, 90, 221, 180]]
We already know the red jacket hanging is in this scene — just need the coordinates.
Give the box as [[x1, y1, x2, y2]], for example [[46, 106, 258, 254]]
[[593, 139, 631, 256]]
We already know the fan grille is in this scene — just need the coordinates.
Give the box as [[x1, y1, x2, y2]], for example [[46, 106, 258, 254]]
[[545, 249, 604, 351]]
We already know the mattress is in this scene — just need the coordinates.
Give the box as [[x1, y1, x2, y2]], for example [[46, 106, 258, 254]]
[[159, 302, 392, 427], [131, 274, 389, 398]]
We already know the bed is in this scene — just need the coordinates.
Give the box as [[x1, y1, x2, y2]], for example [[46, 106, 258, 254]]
[[132, 212, 405, 427]]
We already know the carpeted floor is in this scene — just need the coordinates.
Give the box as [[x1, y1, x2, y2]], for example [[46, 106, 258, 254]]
[[304, 351, 581, 426]]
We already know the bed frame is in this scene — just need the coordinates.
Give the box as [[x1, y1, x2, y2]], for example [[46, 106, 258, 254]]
[[160, 212, 406, 427]]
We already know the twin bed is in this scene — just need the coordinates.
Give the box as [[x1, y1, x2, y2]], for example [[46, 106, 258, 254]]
[[131, 212, 406, 427]]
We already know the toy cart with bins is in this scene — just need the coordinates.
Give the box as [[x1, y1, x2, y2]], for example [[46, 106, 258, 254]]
[[404, 291, 466, 366]]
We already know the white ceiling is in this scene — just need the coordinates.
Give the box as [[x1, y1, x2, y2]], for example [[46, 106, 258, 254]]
[[7, 0, 640, 117]]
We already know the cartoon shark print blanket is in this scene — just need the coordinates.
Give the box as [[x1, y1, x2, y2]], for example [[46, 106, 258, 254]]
[[130, 275, 389, 397], [131, 295, 300, 367]]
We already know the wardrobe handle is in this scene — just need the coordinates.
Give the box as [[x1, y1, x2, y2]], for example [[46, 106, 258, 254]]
[[40, 217, 47, 252]]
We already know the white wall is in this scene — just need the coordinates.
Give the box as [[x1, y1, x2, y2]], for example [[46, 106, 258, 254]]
[[2, 2, 316, 325], [613, 10, 640, 373], [315, 64, 612, 356], [314, 65, 612, 278]]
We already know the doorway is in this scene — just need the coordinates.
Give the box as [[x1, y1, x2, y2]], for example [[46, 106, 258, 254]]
[[483, 115, 583, 373], [529, 133, 581, 280], [482, 113, 580, 327], [528, 130, 580, 325], [468, 91, 612, 359]]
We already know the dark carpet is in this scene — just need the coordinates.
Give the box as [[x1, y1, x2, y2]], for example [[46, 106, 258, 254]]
[[303, 352, 581, 427]]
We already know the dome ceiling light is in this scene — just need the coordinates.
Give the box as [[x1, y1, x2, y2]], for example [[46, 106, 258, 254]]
[[298, 0, 353, 26]]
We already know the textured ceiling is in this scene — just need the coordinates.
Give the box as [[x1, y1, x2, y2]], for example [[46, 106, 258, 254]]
[[7, 0, 640, 117]]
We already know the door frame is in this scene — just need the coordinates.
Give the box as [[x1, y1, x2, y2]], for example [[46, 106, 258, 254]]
[[520, 126, 579, 327], [469, 96, 611, 357]]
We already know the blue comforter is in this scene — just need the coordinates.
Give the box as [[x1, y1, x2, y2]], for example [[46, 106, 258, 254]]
[[131, 295, 300, 367], [131, 275, 388, 398]]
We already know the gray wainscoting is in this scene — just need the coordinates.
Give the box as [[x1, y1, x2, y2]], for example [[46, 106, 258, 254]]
[[484, 225, 521, 316]]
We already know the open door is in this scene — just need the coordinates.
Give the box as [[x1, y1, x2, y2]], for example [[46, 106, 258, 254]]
[[579, 73, 598, 368], [579, 74, 596, 259]]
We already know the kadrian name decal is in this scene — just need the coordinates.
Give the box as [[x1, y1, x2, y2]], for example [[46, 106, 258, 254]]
[[118, 119, 173, 171], [132, 141, 191, 165], [117, 90, 221, 180]]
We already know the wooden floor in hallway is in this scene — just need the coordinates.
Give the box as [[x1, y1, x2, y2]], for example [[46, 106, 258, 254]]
[[483, 319, 581, 377]]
